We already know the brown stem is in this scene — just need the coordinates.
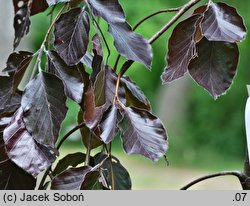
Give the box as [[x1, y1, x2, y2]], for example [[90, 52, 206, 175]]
[[180, 171, 247, 190], [119, 0, 202, 76], [84, 133, 92, 166], [114, 7, 179, 72]]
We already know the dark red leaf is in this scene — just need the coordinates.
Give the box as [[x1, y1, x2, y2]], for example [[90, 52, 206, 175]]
[[47, 50, 84, 103], [87, 0, 152, 68], [0, 75, 22, 118], [13, 0, 48, 16], [78, 109, 103, 149], [119, 107, 168, 161], [13, 4, 31, 49], [21, 71, 68, 148], [0, 160, 36, 190], [199, 3, 247, 42], [80, 170, 102, 190], [91, 52, 103, 84], [51, 166, 100, 190], [95, 153, 131, 190], [54, 8, 90, 66], [3, 108, 56, 177], [188, 38, 239, 99], [97, 105, 119, 144], [162, 15, 201, 83], [121, 76, 151, 110]]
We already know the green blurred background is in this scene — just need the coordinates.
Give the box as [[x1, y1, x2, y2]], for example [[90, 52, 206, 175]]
[[29, 0, 250, 189]]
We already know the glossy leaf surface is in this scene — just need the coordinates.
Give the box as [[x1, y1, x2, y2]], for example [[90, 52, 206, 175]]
[[162, 15, 201, 83], [188, 38, 239, 99], [54, 8, 90, 66], [47, 50, 84, 103], [119, 107, 168, 161], [87, 0, 152, 67], [21, 72, 67, 148], [201, 3, 247, 43], [3, 108, 56, 177]]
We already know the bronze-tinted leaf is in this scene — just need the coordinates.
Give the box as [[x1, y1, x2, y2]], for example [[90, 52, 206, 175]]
[[53, 152, 92, 176], [21, 71, 68, 148], [78, 109, 103, 149], [87, 0, 152, 68], [13, 0, 48, 16], [162, 15, 201, 83], [98, 105, 119, 144], [13, 4, 31, 49], [95, 153, 131, 190], [121, 76, 151, 110], [47, 50, 84, 103], [0, 75, 22, 118], [200, 3, 247, 42], [54, 8, 90, 66], [51, 166, 100, 190], [80, 170, 102, 190], [81, 51, 94, 68], [3, 51, 33, 93], [119, 107, 168, 161], [0, 160, 36, 190], [92, 34, 103, 56], [3, 108, 56, 177], [188, 38, 239, 99]]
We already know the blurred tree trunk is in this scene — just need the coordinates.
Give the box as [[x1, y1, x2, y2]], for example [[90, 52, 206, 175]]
[[155, 76, 191, 136], [0, 1, 13, 71]]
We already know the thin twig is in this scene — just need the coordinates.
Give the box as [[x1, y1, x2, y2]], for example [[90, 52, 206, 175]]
[[56, 122, 85, 150], [29, 4, 66, 80], [180, 171, 245, 190], [118, 0, 201, 76]]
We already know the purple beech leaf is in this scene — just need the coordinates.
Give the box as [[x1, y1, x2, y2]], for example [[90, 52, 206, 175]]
[[97, 105, 119, 144], [0, 75, 22, 118], [83, 84, 106, 130], [121, 76, 151, 111], [119, 107, 168, 161], [3, 108, 56, 177], [78, 109, 103, 149], [3, 51, 33, 93], [0, 117, 12, 162], [0, 160, 36, 190], [21, 71, 68, 148], [0, 117, 36, 189], [47, 50, 84, 104], [162, 15, 201, 83], [95, 153, 131, 190], [188, 38, 239, 99], [53, 152, 93, 176], [51, 166, 100, 190], [87, 0, 152, 68], [108, 22, 152, 68], [46, 0, 69, 6], [91, 51, 103, 84], [80, 170, 102, 190], [81, 51, 94, 68], [13, 4, 31, 49], [200, 3, 247, 43], [13, 0, 48, 16], [54, 8, 90, 66]]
